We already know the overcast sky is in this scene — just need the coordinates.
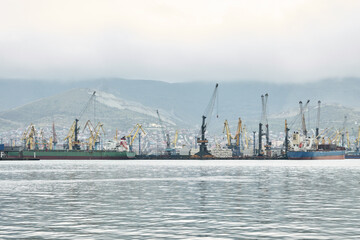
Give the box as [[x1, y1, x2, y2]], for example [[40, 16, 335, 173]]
[[1, 0, 360, 83]]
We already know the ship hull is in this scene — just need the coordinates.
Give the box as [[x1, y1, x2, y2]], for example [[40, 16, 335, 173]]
[[345, 154, 360, 159], [7, 150, 136, 160], [287, 150, 345, 160]]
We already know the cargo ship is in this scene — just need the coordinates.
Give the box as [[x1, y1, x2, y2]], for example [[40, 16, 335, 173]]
[[6, 149, 135, 160], [287, 132, 345, 160], [287, 149, 345, 160], [4, 137, 136, 160], [345, 151, 360, 159]]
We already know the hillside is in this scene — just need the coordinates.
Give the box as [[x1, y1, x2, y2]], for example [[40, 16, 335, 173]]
[[0, 89, 185, 136]]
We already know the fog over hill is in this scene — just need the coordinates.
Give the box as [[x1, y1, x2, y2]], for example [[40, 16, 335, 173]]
[[1, 78, 360, 135]]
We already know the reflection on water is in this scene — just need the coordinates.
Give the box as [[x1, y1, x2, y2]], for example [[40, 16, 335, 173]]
[[1, 160, 360, 239]]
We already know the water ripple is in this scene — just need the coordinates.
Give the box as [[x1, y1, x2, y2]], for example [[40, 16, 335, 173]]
[[1, 160, 360, 239]]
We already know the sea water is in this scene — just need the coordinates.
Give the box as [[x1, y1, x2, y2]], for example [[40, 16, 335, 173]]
[[1, 160, 360, 239]]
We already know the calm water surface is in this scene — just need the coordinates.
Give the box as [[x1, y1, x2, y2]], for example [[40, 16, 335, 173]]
[[1, 160, 360, 239]]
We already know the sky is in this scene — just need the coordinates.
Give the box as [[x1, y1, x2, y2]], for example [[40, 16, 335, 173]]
[[0, 0, 360, 83]]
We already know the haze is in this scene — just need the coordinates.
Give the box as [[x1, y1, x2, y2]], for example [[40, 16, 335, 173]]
[[1, 0, 360, 82]]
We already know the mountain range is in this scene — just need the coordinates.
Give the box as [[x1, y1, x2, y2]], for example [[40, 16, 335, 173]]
[[1, 78, 360, 139]]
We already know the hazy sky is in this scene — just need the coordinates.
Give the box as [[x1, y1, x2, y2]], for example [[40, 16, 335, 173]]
[[1, 0, 360, 82]]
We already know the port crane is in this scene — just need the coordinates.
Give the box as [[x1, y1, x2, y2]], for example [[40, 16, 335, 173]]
[[300, 100, 310, 137], [259, 94, 270, 156], [194, 83, 219, 158], [156, 110, 174, 155], [22, 123, 37, 150], [65, 91, 96, 150], [83, 120, 105, 150], [340, 115, 350, 149], [355, 126, 360, 153], [21, 123, 33, 148], [315, 101, 321, 140], [173, 130, 178, 148], [127, 123, 146, 153], [223, 120, 233, 148], [93, 122, 105, 150], [234, 118, 243, 155], [49, 122, 57, 150], [83, 120, 96, 150], [64, 121, 77, 150], [27, 124, 37, 150], [223, 118, 243, 156], [242, 124, 252, 150]]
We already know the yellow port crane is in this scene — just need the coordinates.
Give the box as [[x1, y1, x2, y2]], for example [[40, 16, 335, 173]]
[[64, 120, 77, 150], [83, 120, 105, 150], [223, 120, 233, 148], [26, 124, 37, 150], [223, 118, 243, 156], [328, 129, 341, 145], [234, 118, 242, 149], [173, 130, 178, 148], [49, 122, 57, 150], [93, 122, 105, 150], [242, 124, 252, 149], [355, 126, 360, 152], [83, 120, 95, 150], [346, 131, 350, 149], [21, 123, 37, 150], [39, 128, 47, 150], [21, 123, 33, 147], [65, 91, 96, 150], [127, 123, 146, 153]]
